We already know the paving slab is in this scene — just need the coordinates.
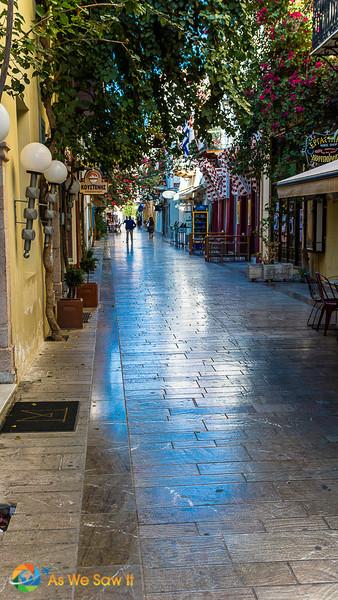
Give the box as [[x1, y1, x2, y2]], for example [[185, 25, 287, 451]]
[[2, 232, 338, 599]]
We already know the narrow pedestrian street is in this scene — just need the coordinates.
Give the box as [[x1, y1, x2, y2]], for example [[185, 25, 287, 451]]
[[2, 230, 338, 600], [87, 231, 338, 599]]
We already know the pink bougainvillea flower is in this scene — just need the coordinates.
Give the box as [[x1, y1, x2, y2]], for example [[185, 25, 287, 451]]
[[315, 61, 322, 68], [290, 93, 297, 102], [259, 94, 265, 100], [289, 11, 304, 19], [295, 105, 304, 113], [282, 111, 289, 118], [256, 7, 268, 24], [288, 50, 295, 60]]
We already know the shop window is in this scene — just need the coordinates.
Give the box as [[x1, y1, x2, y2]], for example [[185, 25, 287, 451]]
[[306, 197, 326, 253]]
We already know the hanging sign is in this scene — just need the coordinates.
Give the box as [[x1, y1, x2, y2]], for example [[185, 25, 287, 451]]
[[304, 131, 338, 167], [80, 169, 108, 195]]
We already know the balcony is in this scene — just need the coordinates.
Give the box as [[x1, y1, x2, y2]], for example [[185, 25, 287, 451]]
[[312, 0, 338, 55]]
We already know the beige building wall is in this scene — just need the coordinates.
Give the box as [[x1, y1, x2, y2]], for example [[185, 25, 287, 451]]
[[1, 0, 49, 380], [310, 198, 338, 277]]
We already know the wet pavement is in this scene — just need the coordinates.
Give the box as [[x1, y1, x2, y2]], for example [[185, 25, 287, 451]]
[[2, 230, 338, 599], [84, 231, 338, 600]]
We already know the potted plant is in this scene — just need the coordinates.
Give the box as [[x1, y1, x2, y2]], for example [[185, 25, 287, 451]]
[[77, 249, 99, 307], [95, 213, 107, 240], [57, 267, 85, 329], [247, 210, 293, 282]]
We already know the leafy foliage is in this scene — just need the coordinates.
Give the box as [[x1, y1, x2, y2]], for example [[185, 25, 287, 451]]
[[80, 248, 98, 282], [0, 0, 256, 170], [227, 0, 338, 180]]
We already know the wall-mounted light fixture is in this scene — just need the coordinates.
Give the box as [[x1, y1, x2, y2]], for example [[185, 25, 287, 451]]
[[43, 160, 68, 247], [0, 103, 10, 142], [20, 142, 52, 258], [64, 177, 80, 231]]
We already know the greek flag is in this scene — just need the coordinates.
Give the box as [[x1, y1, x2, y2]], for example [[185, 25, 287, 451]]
[[182, 118, 195, 156]]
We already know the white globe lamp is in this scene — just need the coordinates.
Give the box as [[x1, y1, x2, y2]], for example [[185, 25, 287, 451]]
[[162, 189, 176, 200], [44, 160, 68, 184], [20, 143, 52, 258], [20, 142, 52, 174], [0, 104, 10, 142]]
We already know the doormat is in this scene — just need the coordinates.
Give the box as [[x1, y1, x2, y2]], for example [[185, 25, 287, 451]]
[[0, 401, 79, 433], [83, 312, 92, 323], [0, 504, 16, 532]]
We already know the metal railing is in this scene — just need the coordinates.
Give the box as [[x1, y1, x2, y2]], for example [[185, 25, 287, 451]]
[[313, 0, 338, 52], [170, 226, 190, 248], [204, 234, 251, 262]]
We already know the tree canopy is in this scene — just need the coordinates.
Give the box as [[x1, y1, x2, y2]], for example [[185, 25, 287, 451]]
[[0, 0, 256, 171]]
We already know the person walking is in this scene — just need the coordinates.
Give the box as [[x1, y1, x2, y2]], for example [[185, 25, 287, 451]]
[[147, 216, 155, 239], [123, 215, 136, 244]]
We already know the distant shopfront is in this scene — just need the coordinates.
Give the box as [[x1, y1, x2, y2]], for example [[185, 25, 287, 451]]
[[277, 159, 338, 275]]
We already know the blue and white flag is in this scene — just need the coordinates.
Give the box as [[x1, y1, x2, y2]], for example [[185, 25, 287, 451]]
[[182, 118, 195, 156]]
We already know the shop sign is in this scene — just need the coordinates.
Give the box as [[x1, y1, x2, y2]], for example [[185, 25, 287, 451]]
[[80, 169, 108, 195], [304, 131, 338, 167]]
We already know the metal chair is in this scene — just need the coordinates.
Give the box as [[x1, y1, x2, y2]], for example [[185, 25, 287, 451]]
[[315, 273, 338, 335], [305, 273, 323, 328]]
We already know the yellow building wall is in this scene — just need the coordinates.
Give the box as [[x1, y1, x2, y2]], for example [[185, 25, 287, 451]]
[[2, 0, 49, 379], [309, 199, 338, 278]]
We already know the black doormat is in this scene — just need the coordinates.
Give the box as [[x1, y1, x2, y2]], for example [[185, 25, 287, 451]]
[[0, 401, 79, 433], [0, 504, 16, 532]]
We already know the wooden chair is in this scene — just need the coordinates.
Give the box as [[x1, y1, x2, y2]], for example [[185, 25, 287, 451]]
[[305, 273, 322, 328]]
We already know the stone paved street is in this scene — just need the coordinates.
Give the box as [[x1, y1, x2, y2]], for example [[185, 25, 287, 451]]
[[2, 230, 338, 599]]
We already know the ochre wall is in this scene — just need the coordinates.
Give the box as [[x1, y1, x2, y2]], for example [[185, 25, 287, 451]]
[[2, 0, 49, 379], [309, 199, 338, 278]]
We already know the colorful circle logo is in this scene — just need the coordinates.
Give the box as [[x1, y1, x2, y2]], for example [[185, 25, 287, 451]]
[[10, 564, 41, 593]]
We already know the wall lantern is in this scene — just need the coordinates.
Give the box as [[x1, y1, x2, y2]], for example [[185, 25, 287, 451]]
[[64, 177, 80, 230], [43, 160, 68, 247], [20, 142, 52, 258], [0, 103, 10, 142]]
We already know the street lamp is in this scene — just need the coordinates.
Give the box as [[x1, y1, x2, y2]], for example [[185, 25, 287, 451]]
[[20, 142, 52, 258], [0, 103, 10, 142], [43, 160, 68, 247]]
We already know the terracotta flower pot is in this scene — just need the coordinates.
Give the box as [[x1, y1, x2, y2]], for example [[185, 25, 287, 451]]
[[76, 283, 99, 308], [57, 298, 83, 329]]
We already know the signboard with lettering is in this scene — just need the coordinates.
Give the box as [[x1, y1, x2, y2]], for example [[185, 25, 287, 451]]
[[80, 169, 108, 195], [304, 131, 338, 168]]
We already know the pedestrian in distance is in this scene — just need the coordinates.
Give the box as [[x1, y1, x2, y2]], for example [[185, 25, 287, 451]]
[[123, 216, 136, 244], [147, 216, 155, 239]]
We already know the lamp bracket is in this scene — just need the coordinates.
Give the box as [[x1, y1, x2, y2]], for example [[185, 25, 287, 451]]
[[26, 186, 40, 200]]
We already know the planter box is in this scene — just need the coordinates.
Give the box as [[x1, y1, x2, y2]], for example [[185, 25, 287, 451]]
[[247, 264, 263, 281], [57, 298, 83, 329], [247, 263, 293, 282], [76, 283, 99, 308]]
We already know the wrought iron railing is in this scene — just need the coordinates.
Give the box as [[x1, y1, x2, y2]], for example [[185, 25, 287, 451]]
[[204, 234, 251, 262], [313, 0, 338, 52]]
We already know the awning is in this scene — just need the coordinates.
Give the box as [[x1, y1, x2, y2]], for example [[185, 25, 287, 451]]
[[178, 184, 206, 200], [277, 159, 338, 199]]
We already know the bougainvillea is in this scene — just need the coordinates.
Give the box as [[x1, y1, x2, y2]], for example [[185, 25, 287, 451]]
[[229, 0, 338, 181], [109, 151, 166, 208]]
